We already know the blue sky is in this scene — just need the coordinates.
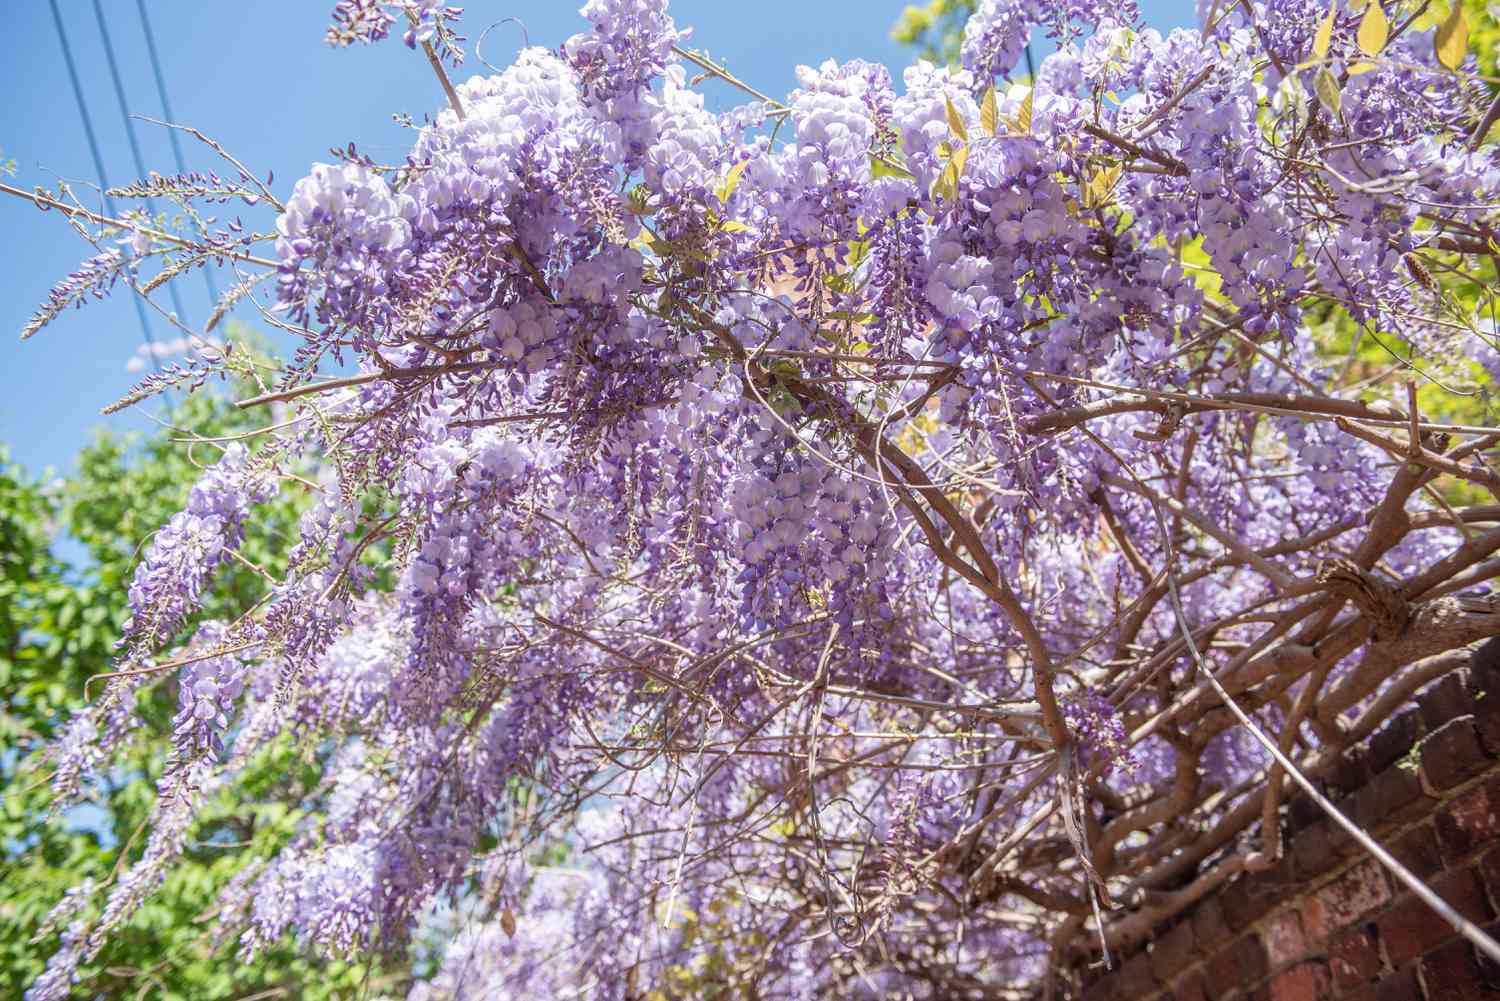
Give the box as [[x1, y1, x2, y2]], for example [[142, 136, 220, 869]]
[[1, 0, 1195, 477]]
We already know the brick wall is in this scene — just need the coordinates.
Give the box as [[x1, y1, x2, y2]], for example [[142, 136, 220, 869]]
[[1076, 650, 1500, 1001]]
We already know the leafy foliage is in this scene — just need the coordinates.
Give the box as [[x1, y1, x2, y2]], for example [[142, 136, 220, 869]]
[[12, 1, 1500, 998], [0, 363, 405, 1000]]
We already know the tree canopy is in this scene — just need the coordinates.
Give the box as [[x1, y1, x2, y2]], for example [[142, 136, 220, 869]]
[[0, 374, 415, 998], [11, 0, 1500, 997]]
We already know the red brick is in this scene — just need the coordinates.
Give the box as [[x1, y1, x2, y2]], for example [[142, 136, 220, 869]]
[[1470, 638, 1500, 692], [1482, 850, 1500, 910], [1368, 710, 1424, 775], [1288, 794, 1322, 837], [1268, 962, 1328, 1001], [1203, 937, 1270, 996], [1115, 949, 1159, 1000], [1435, 777, 1500, 864], [1224, 875, 1281, 930], [1262, 908, 1308, 967], [1421, 719, 1490, 792], [1294, 821, 1338, 881], [1328, 751, 1372, 801], [1329, 925, 1383, 990], [1470, 653, 1500, 749], [1377, 868, 1494, 964], [1197, 896, 1232, 951], [1420, 673, 1474, 730], [1371, 962, 1422, 1001], [1236, 934, 1270, 984], [1476, 695, 1500, 757], [1268, 853, 1299, 895], [1300, 895, 1327, 943], [1079, 961, 1109, 997], [1387, 823, 1444, 879], [1326, 814, 1366, 862], [1152, 917, 1198, 983], [1209, 942, 1242, 991], [1173, 972, 1208, 1001], [1477, 919, 1500, 990], [1087, 971, 1119, 1001], [1421, 935, 1487, 1001], [1304, 860, 1391, 939], [1356, 764, 1436, 833]]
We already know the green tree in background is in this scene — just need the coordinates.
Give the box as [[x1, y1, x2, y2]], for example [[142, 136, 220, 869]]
[[0, 336, 407, 1000], [890, 0, 974, 63]]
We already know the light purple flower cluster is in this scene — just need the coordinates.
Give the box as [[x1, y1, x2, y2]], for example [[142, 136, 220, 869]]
[[961, 0, 1138, 83], [275, 162, 414, 331], [170, 624, 248, 761], [122, 443, 272, 653], [26, 0, 1500, 995], [21, 249, 131, 341], [1062, 688, 1136, 777], [324, 0, 395, 48], [325, 1, 464, 63]]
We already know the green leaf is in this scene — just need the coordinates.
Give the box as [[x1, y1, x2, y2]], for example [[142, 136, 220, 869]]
[[1083, 163, 1123, 209], [1347, 60, 1380, 74], [719, 220, 753, 233], [980, 85, 998, 137], [869, 154, 916, 181], [827, 310, 877, 325], [716, 158, 749, 204], [1005, 86, 1034, 136], [1435, 2, 1469, 70], [1312, 4, 1335, 59], [931, 145, 969, 203], [1314, 65, 1343, 115], [1357, 1, 1388, 54], [945, 95, 968, 143]]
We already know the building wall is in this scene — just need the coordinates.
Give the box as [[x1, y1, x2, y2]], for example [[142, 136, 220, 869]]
[[1075, 651, 1500, 1000]]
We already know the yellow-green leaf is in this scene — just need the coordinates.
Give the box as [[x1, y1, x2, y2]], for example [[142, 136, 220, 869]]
[[1002, 86, 1038, 135], [1435, 2, 1469, 71], [1312, 5, 1335, 59], [719, 220, 752, 233], [717, 158, 749, 204], [869, 154, 915, 180], [1347, 60, 1379, 74], [1314, 65, 1342, 115], [932, 145, 969, 203], [1357, 1, 1388, 54], [1083, 163, 1123, 209], [945, 95, 969, 143], [980, 84, 998, 137]]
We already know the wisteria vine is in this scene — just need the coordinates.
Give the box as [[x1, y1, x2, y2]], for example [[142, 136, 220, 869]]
[[14, 0, 1500, 997]]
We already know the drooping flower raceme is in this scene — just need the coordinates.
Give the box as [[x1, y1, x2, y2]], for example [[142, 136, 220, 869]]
[[21, 0, 1500, 997]]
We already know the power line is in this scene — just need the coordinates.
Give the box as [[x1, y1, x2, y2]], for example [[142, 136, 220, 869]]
[[134, 0, 219, 304], [47, 0, 159, 368], [91, 0, 189, 326]]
